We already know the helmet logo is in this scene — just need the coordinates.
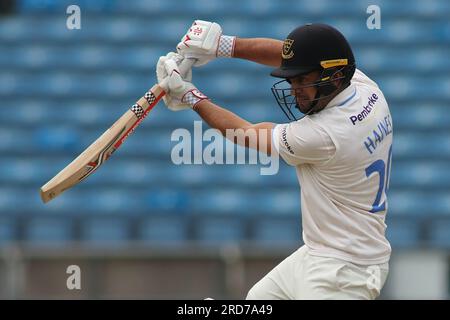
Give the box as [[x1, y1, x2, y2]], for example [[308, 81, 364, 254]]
[[282, 39, 295, 59]]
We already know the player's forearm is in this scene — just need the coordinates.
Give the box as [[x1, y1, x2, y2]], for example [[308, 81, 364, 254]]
[[193, 100, 251, 135], [192, 100, 273, 154], [232, 38, 283, 67]]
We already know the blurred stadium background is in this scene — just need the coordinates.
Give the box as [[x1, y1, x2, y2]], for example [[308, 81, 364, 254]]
[[0, 0, 449, 299]]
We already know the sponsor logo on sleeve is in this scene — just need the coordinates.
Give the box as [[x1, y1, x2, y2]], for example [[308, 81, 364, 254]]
[[281, 126, 295, 154]]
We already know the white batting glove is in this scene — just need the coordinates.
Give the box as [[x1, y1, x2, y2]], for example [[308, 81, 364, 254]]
[[156, 52, 191, 111], [176, 20, 236, 67], [156, 52, 208, 111]]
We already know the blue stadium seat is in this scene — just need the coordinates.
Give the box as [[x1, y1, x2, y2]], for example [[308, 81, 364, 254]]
[[258, 191, 300, 215], [391, 162, 450, 188], [0, 18, 28, 42], [385, 218, 421, 248], [89, 190, 137, 212], [196, 216, 245, 243], [0, 188, 23, 213], [356, 48, 450, 73], [192, 189, 248, 214], [0, 218, 16, 243], [428, 220, 450, 248], [82, 218, 130, 242], [144, 189, 190, 212], [25, 217, 73, 242], [393, 133, 450, 160], [252, 217, 301, 244], [34, 126, 80, 152], [139, 216, 187, 242], [388, 191, 450, 216], [380, 76, 447, 100], [0, 159, 39, 183], [390, 104, 450, 130]]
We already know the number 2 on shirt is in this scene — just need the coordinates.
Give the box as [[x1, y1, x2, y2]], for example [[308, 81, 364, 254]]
[[365, 144, 393, 213]]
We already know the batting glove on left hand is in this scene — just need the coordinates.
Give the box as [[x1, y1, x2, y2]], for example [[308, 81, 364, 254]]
[[176, 20, 236, 67]]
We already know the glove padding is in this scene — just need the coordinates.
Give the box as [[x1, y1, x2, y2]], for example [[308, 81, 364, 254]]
[[176, 20, 222, 67], [156, 52, 208, 111], [156, 52, 193, 111]]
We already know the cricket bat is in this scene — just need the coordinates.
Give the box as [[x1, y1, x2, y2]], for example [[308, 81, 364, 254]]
[[40, 84, 165, 203], [40, 57, 195, 203]]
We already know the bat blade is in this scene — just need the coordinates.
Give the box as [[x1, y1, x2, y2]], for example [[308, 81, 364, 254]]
[[40, 84, 165, 203]]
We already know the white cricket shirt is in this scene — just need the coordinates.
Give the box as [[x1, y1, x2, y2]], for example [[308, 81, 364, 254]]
[[273, 69, 393, 265]]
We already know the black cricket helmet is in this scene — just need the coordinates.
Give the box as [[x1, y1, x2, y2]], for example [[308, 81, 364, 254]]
[[271, 23, 356, 120]]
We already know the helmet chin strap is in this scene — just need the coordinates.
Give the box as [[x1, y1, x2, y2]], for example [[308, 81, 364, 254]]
[[297, 83, 337, 116]]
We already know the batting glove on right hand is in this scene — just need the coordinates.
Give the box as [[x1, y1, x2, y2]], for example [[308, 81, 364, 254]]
[[156, 52, 208, 111], [176, 20, 236, 67], [157, 52, 191, 111]]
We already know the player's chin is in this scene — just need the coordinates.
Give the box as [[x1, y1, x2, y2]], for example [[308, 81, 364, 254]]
[[295, 99, 312, 114]]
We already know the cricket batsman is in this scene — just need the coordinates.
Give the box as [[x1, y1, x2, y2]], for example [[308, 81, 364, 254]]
[[156, 21, 393, 299]]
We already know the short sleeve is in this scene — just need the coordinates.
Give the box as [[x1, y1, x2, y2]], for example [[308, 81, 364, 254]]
[[272, 118, 336, 166], [351, 68, 379, 89]]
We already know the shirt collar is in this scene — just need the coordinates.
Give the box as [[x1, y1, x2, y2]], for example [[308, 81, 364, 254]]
[[326, 83, 357, 109]]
